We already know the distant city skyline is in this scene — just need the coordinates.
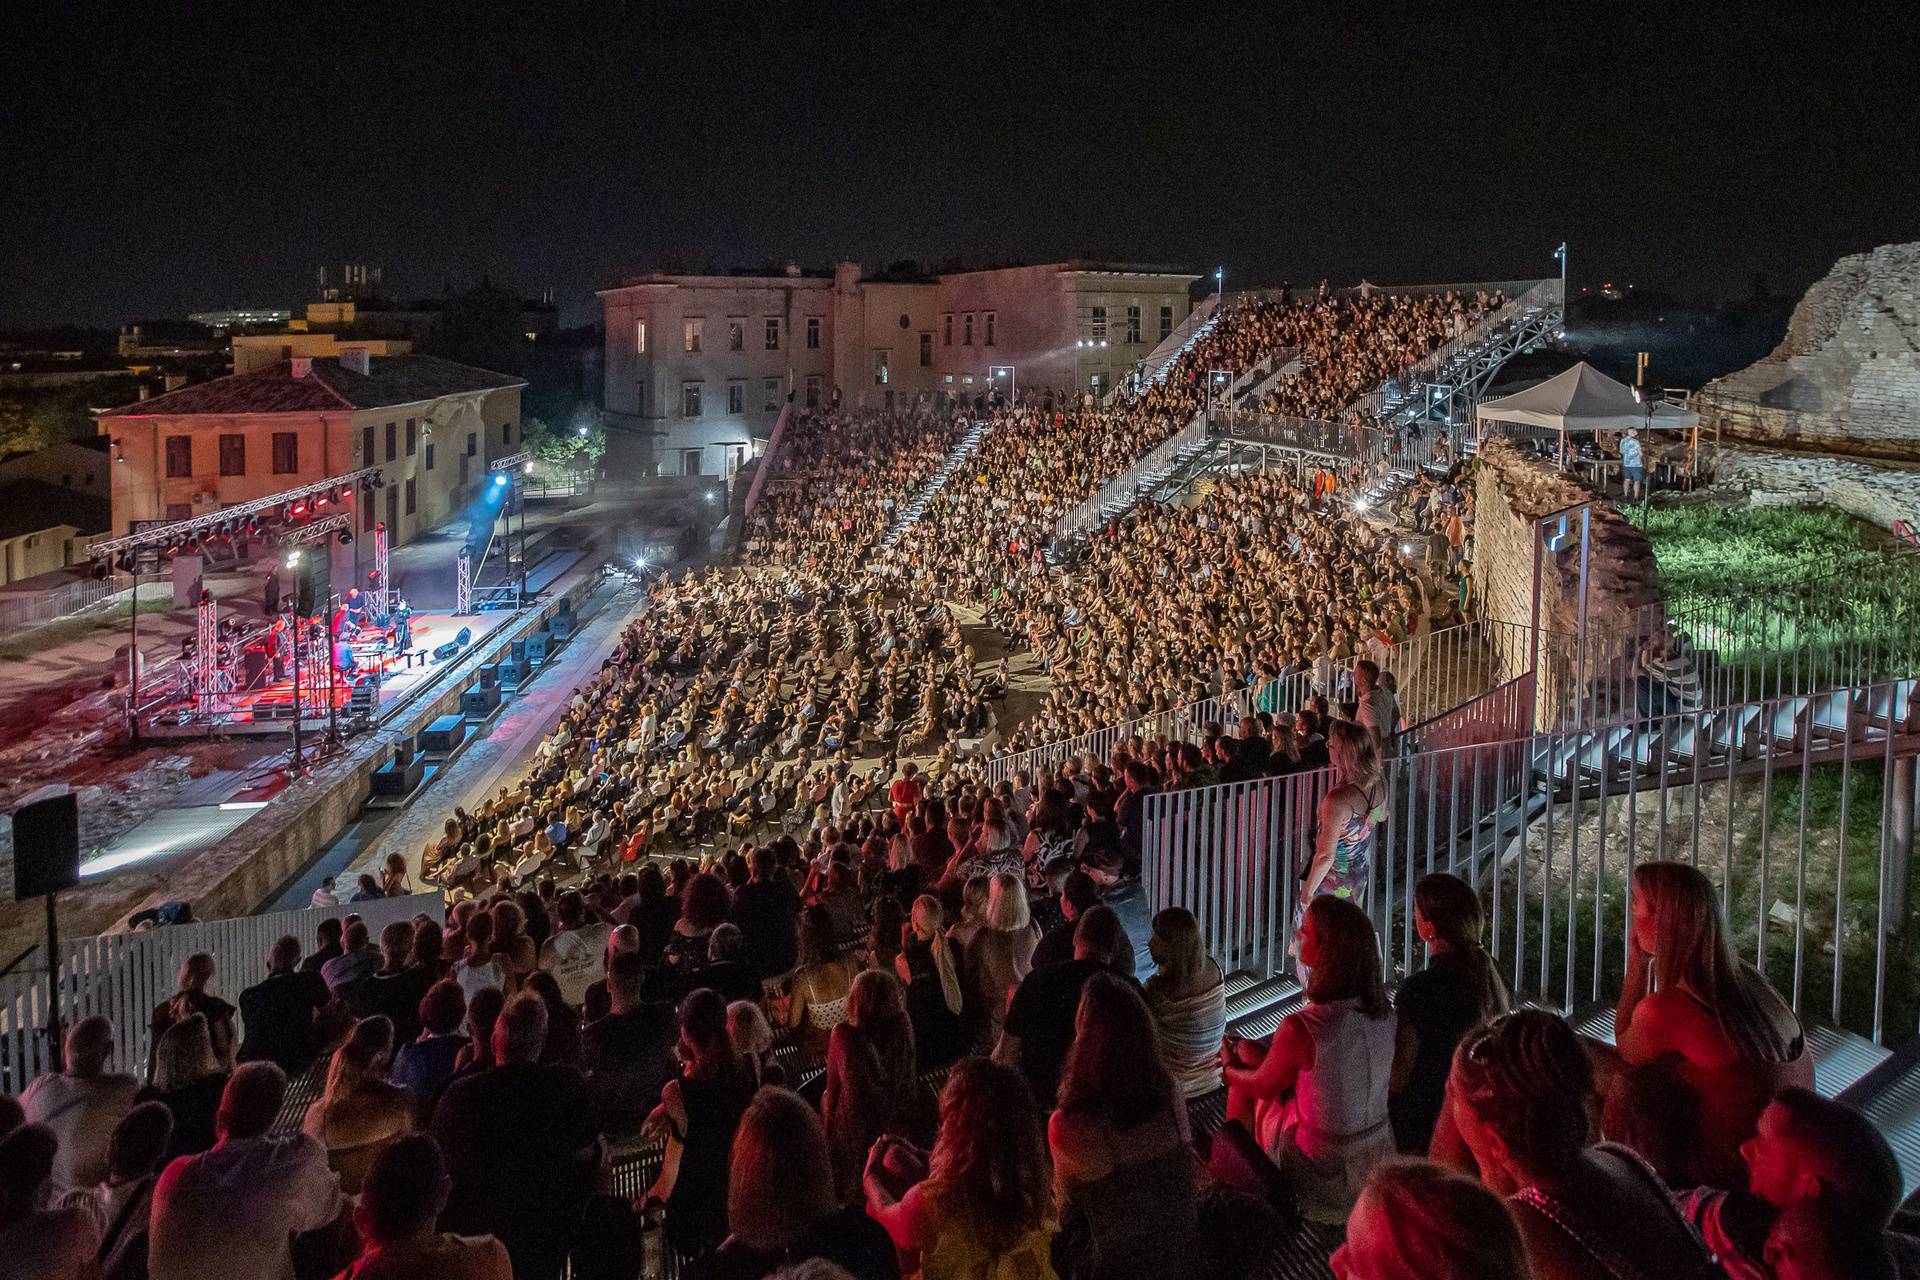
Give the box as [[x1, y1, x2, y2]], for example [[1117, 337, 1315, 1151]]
[[3, 2, 1915, 327]]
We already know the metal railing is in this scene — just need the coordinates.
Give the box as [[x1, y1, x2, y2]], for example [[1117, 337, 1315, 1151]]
[[1052, 416, 1209, 547], [1346, 278, 1565, 424], [0, 575, 118, 640], [739, 402, 793, 527], [1144, 675, 1920, 1045], [1119, 293, 1221, 402], [0, 892, 443, 1093]]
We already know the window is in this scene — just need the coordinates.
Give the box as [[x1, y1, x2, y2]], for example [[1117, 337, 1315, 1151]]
[[682, 381, 703, 417], [805, 375, 822, 409], [806, 316, 821, 349], [218, 433, 245, 476], [635, 319, 648, 353], [166, 502, 192, 521], [682, 448, 704, 476], [271, 431, 298, 474], [764, 318, 780, 351], [763, 378, 781, 412], [385, 422, 397, 461], [1091, 305, 1108, 340], [636, 379, 650, 416], [962, 314, 974, 346], [405, 418, 417, 456], [466, 432, 477, 457], [361, 425, 375, 465], [1160, 305, 1174, 341], [727, 320, 744, 352], [164, 435, 192, 478], [1126, 305, 1141, 344], [425, 442, 435, 472], [919, 332, 933, 367], [942, 314, 953, 346], [503, 422, 514, 446], [727, 381, 745, 414], [404, 478, 416, 514], [683, 318, 703, 353], [985, 311, 997, 346], [873, 350, 890, 385]]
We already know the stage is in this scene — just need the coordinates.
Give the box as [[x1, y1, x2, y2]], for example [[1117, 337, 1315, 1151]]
[[139, 607, 518, 738]]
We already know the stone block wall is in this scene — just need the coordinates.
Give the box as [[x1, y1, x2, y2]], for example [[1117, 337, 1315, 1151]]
[[1472, 439, 1664, 727], [1704, 446, 1919, 530], [1696, 242, 1920, 461]]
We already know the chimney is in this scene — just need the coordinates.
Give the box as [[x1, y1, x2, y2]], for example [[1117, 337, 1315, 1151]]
[[339, 346, 371, 376], [291, 356, 312, 379]]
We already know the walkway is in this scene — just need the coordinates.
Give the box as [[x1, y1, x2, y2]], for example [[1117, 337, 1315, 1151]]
[[881, 419, 989, 547]]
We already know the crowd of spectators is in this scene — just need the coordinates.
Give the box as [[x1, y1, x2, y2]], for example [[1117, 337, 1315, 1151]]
[[7, 850, 1911, 1280]]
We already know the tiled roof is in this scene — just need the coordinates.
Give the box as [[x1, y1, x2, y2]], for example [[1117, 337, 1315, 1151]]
[[98, 355, 524, 418], [0, 479, 111, 539]]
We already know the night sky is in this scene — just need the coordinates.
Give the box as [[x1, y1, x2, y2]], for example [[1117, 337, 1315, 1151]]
[[4, 2, 1915, 327]]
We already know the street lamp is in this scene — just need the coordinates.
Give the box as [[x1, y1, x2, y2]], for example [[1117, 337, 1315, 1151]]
[[1214, 266, 1225, 301], [989, 365, 1016, 404]]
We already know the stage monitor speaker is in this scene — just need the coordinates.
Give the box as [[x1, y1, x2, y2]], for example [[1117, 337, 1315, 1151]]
[[13, 792, 80, 900], [294, 552, 331, 616]]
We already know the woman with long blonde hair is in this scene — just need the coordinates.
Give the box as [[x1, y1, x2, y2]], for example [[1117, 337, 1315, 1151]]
[[897, 894, 968, 1070], [1144, 906, 1227, 1099], [864, 1056, 1055, 1279], [302, 1015, 414, 1194], [1609, 860, 1809, 1187], [1332, 1159, 1533, 1280], [961, 872, 1037, 1054], [1302, 719, 1385, 913]]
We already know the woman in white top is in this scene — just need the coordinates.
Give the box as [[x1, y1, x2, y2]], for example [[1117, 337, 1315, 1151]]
[[1143, 907, 1228, 1099], [1221, 895, 1395, 1223]]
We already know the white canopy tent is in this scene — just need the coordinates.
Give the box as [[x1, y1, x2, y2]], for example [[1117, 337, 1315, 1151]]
[[1475, 360, 1701, 474]]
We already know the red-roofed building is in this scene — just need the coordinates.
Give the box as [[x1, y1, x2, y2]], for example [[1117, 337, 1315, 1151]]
[[95, 350, 525, 546]]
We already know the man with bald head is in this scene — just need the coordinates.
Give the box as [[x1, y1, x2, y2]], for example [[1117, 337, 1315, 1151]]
[[21, 1015, 139, 1191], [238, 934, 330, 1075]]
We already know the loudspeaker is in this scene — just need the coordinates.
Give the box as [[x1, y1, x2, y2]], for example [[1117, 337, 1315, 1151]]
[[13, 792, 80, 900], [294, 552, 331, 616]]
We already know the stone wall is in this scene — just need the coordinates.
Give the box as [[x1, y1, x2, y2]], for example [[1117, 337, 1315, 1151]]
[[1704, 445, 1919, 529], [1472, 439, 1664, 727], [1695, 242, 1920, 460]]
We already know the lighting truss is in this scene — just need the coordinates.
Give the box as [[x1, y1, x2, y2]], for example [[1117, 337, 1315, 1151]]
[[88, 466, 386, 559]]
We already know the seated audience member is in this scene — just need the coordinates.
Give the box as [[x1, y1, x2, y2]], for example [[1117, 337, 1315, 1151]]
[[149, 1061, 347, 1280], [1330, 1158, 1533, 1280], [824, 970, 927, 1204], [523, 971, 582, 1067], [431, 993, 597, 1280], [646, 988, 757, 1261], [1050, 973, 1196, 1280], [452, 911, 508, 1000], [1222, 896, 1394, 1223], [788, 905, 858, 1054], [863, 1057, 1055, 1278], [729, 1000, 785, 1089], [323, 921, 382, 996], [336, 1134, 512, 1280], [77, 1101, 175, 1280], [1765, 1197, 1896, 1280], [361, 921, 431, 1043], [1609, 861, 1809, 1187], [540, 891, 613, 1010], [997, 904, 1132, 1110], [582, 925, 641, 1023], [238, 934, 332, 1075], [21, 1015, 139, 1192], [1678, 1086, 1920, 1280], [390, 980, 470, 1115], [1031, 870, 1100, 971], [732, 845, 802, 978], [1444, 1009, 1721, 1280], [138, 1012, 230, 1159], [303, 1015, 414, 1194], [1143, 906, 1227, 1100], [580, 949, 679, 1137], [303, 917, 346, 974], [694, 1088, 900, 1280], [148, 952, 238, 1076], [894, 895, 968, 1072], [454, 986, 507, 1075], [1389, 874, 1508, 1154], [0, 1123, 102, 1280], [961, 872, 1039, 1054], [695, 924, 765, 1005]]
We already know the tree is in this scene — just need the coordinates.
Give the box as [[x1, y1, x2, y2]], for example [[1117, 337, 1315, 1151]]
[[520, 411, 605, 475]]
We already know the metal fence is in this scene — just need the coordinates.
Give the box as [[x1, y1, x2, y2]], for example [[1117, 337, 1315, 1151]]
[[1144, 675, 1920, 1045], [1052, 416, 1209, 547], [0, 892, 442, 1093], [0, 576, 117, 640]]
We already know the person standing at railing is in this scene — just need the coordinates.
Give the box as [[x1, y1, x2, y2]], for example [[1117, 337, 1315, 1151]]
[[1299, 722, 1385, 920]]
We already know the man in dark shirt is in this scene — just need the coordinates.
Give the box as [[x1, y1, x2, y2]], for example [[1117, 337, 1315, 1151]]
[[358, 921, 431, 1043], [578, 950, 678, 1138], [431, 993, 599, 1280], [730, 846, 800, 978], [299, 917, 344, 975], [688, 924, 763, 1005], [1031, 871, 1100, 971], [996, 906, 1136, 1110], [237, 935, 330, 1075]]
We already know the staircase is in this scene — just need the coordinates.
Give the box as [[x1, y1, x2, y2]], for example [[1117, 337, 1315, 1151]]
[[881, 418, 989, 547], [1118, 293, 1223, 403]]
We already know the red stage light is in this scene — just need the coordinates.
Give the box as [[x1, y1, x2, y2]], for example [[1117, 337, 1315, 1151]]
[[291, 502, 308, 517]]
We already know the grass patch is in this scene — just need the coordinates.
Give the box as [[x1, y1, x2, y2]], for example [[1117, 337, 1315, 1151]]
[[1626, 503, 1870, 604], [0, 597, 173, 662]]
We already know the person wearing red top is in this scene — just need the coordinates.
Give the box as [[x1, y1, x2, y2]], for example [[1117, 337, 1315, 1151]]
[[888, 764, 923, 825]]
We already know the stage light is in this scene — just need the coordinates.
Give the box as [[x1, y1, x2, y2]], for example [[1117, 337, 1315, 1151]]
[[705, 492, 717, 503], [92, 560, 109, 580], [337, 530, 353, 545], [577, 426, 589, 437], [523, 462, 534, 476], [115, 553, 134, 572], [291, 502, 307, 517], [287, 549, 303, 567], [314, 494, 329, 508], [634, 557, 647, 569], [494, 474, 508, 487]]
